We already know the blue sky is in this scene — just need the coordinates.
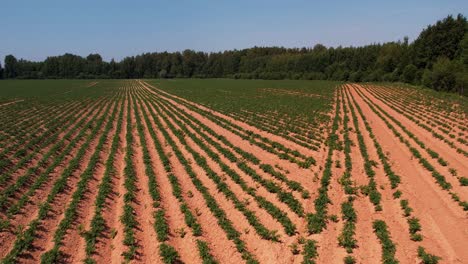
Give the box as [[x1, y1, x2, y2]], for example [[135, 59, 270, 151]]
[[2, 0, 467, 62]]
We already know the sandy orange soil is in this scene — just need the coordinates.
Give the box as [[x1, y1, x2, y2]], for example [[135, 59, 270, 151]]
[[0, 100, 25, 107], [0, 80, 466, 264]]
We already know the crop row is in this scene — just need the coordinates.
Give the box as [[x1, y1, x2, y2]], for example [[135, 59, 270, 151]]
[[345, 86, 439, 262], [228, 111, 323, 151], [372, 220, 398, 264], [4, 98, 108, 217], [368, 84, 467, 145], [338, 89, 355, 195], [0, 101, 54, 148], [343, 88, 401, 189], [140, 88, 292, 238], [147, 90, 307, 197], [345, 87, 382, 211], [0, 97, 105, 210], [83, 94, 125, 262], [2, 97, 114, 263], [235, 109, 326, 140], [352, 87, 467, 211], [140, 81, 315, 169], [337, 87, 357, 264], [151, 87, 303, 213], [157, 97, 305, 218], [143, 79, 334, 154], [120, 88, 139, 261], [361, 86, 466, 186], [232, 109, 322, 135], [379, 91, 468, 147], [367, 84, 468, 169], [134, 90, 220, 263], [0, 100, 75, 149], [0, 99, 88, 184], [184, 106, 316, 168], [139, 88, 299, 234], [306, 93, 341, 235], [137, 89, 219, 263], [371, 85, 467, 132], [137, 89, 259, 263], [378, 84, 466, 124], [362, 85, 468, 157], [40, 97, 120, 263], [0, 100, 85, 152]]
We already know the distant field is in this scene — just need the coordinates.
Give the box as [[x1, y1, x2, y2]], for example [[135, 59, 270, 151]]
[[0, 79, 467, 264], [0, 80, 103, 100]]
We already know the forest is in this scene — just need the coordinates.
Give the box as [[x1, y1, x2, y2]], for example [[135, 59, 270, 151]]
[[1, 14, 467, 95]]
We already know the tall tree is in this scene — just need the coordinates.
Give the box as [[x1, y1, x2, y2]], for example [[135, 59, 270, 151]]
[[4, 55, 18, 78], [121, 57, 136, 78], [58, 53, 85, 78], [411, 14, 467, 68], [43, 57, 60, 78], [460, 32, 468, 66], [86, 54, 103, 76], [108, 58, 120, 78], [456, 32, 468, 95], [430, 57, 460, 92]]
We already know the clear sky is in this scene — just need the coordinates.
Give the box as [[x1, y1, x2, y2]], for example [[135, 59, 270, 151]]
[[2, 0, 467, 62]]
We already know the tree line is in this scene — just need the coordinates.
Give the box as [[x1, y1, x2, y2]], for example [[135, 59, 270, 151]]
[[1, 14, 467, 94]]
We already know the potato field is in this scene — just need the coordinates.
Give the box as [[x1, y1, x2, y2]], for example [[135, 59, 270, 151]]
[[0, 79, 466, 264]]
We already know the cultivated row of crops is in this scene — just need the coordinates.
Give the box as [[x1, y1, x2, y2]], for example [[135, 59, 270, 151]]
[[0, 79, 466, 263]]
